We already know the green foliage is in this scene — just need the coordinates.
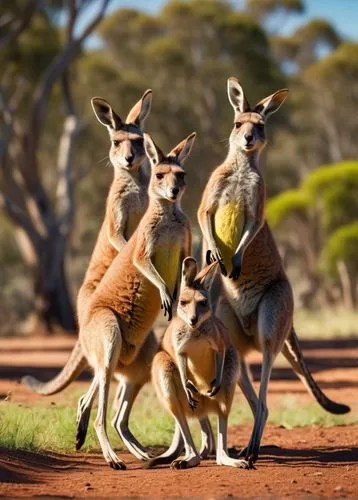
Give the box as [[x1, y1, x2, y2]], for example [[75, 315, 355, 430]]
[[303, 162, 358, 232], [266, 189, 310, 228], [321, 223, 358, 279], [246, 0, 304, 22]]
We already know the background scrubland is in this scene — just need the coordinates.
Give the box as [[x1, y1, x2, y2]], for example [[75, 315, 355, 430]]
[[0, 0, 357, 336]]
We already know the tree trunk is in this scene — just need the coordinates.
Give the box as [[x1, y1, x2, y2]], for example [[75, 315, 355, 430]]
[[17, 229, 76, 335], [32, 259, 76, 335], [337, 260, 355, 311]]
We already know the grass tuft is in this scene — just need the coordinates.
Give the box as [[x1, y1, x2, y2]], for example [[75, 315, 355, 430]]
[[0, 386, 356, 454]]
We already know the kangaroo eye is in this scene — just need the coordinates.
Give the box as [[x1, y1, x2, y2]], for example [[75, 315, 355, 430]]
[[180, 300, 188, 306], [113, 140, 120, 147], [235, 122, 242, 129], [156, 173, 164, 180], [200, 300, 207, 306]]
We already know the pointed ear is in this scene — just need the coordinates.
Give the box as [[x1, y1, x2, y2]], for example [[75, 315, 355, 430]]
[[194, 261, 219, 289], [168, 132, 196, 164], [143, 133, 165, 166], [125, 89, 152, 127], [181, 257, 198, 289], [227, 77, 250, 114], [254, 89, 288, 119], [91, 97, 123, 130]]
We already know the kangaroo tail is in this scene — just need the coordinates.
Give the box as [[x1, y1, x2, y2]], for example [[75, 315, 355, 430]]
[[282, 329, 350, 415], [22, 340, 87, 396], [144, 422, 184, 468]]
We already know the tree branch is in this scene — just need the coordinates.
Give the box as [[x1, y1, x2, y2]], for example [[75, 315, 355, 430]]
[[29, 0, 111, 150], [0, 0, 39, 49], [0, 191, 39, 243]]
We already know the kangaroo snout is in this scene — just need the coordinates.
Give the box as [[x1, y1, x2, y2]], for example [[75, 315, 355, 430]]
[[125, 153, 135, 165], [244, 133, 253, 144], [189, 316, 198, 327]]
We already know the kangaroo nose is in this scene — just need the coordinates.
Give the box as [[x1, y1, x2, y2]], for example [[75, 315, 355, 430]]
[[244, 133, 253, 143], [126, 154, 134, 165], [171, 187, 179, 196], [189, 316, 198, 327]]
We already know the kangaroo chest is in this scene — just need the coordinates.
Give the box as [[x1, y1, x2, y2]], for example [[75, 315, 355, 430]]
[[121, 187, 148, 239], [214, 176, 245, 271], [184, 337, 216, 394], [152, 222, 182, 294]]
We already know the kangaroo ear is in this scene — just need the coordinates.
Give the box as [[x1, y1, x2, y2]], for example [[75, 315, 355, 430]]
[[181, 257, 198, 289], [91, 97, 123, 130], [125, 89, 152, 127], [143, 133, 165, 166], [227, 77, 250, 114], [168, 132, 196, 164], [254, 89, 288, 119], [194, 261, 219, 289]]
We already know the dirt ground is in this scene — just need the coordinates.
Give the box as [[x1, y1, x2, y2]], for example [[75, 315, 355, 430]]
[[1, 335, 358, 498]]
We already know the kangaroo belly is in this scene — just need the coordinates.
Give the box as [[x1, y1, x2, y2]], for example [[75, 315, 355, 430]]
[[118, 278, 161, 365], [214, 201, 244, 272], [186, 340, 215, 394], [153, 245, 180, 294]]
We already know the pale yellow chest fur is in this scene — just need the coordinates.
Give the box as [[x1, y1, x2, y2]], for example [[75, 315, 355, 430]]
[[153, 244, 180, 294], [214, 200, 245, 271], [184, 339, 215, 393]]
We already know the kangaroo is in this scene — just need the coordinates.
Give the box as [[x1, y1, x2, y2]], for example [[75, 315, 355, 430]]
[[77, 90, 152, 323], [22, 91, 158, 461], [24, 132, 195, 469], [197, 77, 350, 468], [147, 257, 248, 470], [77, 90, 157, 460]]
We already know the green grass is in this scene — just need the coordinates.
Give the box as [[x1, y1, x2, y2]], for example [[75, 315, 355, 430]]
[[1, 386, 357, 454], [294, 307, 358, 339]]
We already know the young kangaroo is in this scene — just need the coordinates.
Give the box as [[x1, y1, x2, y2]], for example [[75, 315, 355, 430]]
[[24, 132, 195, 469], [147, 257, 248, 470], [198, 77, 350, 468]]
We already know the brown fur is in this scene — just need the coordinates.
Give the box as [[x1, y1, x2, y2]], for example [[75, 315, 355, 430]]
[[147, 258, 248, 470], [74, 132, 195, 469], [198, 77, 349, 468], [77, 91, 152, 324]]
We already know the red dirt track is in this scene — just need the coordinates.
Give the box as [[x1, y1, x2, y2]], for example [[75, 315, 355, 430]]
[[1, 335, 358, 498]]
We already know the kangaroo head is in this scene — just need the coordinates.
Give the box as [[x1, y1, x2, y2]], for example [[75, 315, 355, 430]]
[[177, 258, 218, 329], [143, 132, 196, 203], [227, 77, 288, 155], [91, 89, 152, 171]]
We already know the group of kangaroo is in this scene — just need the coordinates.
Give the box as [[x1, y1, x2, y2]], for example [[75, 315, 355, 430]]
[[22, 77, 350, 471]]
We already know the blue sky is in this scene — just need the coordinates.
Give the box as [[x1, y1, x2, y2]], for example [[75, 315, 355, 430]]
[[81, 0, 358, 48], [105, 0, 358, 40]]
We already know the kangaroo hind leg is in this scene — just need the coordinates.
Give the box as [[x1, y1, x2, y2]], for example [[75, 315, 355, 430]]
[[76, 377, 98, 450], [245, 279, 293, 468], [87, 308, 126, 470], [112, 380, 151, 460]]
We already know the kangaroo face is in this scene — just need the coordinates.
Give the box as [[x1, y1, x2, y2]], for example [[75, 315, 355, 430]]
[[91, 90, 152, 172], [178, 258, 218, 330], [150, 162, 186, 203], [143, 132, 196, 203], [177, 287, 211, 329], [230, 113, 266, 154], [108, 127, 145, 171], [227, 77, 288, 157]]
